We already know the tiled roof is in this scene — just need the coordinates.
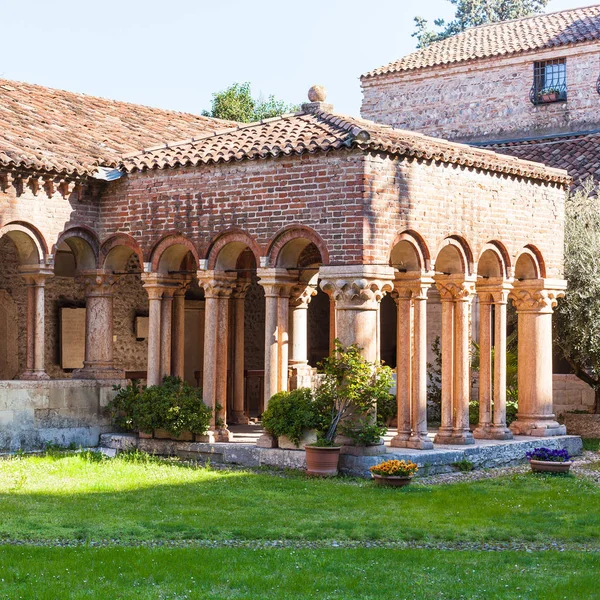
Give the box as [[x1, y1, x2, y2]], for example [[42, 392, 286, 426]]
[[120, 107, 570, 184], [0, 79, 235, 177], [363, 5, 600, 78], [481, 130, 600, 188]]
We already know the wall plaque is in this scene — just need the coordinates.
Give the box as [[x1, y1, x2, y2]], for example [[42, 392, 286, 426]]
[[61, 308, 86, 369]]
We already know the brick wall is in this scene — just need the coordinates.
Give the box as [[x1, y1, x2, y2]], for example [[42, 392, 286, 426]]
[[361, 42, 600, 142]]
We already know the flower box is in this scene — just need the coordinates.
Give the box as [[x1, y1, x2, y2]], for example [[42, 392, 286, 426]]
[[372, 474, 413, 487]]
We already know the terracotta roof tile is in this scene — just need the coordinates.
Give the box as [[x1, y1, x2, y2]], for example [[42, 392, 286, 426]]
[[481, 131, 600, 188], [363, 5, 600, 78], [120, 108, 570, 184], [0, 79, 236, 177]]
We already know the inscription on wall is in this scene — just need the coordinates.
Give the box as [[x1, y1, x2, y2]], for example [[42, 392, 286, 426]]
[[61, 308, 86, 369]]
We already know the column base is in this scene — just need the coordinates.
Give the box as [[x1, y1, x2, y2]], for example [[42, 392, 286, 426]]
[[195, 431, 216, 443], [389, 432, 411, 448], [407, 434, 434, 450], [72, 367, 126, 380], [473, 424, 492, 439], [20, 370, 50, 381], [510, 417, 566, 437], [435, 429, 475, 445], [213, 427, 232, 442], [229, 411, 249, 425], [256, 432, 278, 448], [476, 424, 514, 440]]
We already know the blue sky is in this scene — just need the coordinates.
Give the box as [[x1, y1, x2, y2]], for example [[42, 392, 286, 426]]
[[0, 0, 591, 117]]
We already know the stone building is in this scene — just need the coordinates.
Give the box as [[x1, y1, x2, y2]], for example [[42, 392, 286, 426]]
[[0, 71, 570, 449], [362, 4, 600, 415]]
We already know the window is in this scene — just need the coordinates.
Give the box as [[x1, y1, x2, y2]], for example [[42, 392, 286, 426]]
[[529, 58, 567, 105]]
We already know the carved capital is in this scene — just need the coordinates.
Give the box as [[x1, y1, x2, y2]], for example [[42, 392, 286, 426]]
[[256, 268, 297, 298], [289, 283, 317, 308], [75, 269, 118, 297], [435, 275, 476, 302], [197, 270, 237, 299], [392, 272, 434, 302], [320, 277, 392, 309], [20, 268, 53, 287], [509, 281, 566, 313], [232, 280, 251, 300], [476, 278, 513, 305]]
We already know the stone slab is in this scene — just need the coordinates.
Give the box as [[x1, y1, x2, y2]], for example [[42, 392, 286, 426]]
[[99, 433, 582, 479]]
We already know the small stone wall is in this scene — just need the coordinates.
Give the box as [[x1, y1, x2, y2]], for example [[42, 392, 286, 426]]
[[562, 414, 600, 438], [0, 379, 123, 451], [553, 374, 595, 416]]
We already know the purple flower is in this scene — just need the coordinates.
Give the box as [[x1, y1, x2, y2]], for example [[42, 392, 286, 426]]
[[526, 447, 571, 463]]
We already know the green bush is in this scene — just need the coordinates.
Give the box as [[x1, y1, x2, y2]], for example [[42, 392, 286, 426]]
[[261, 388, 318, 448], [376, 393, 397, 427], [107, 376, 212, 436]]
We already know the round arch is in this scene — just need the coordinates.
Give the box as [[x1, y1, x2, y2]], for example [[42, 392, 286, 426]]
[[389, 230, 430, 272], [268, 226, 329, 268], [433, 236, 473, 275], [100, 234, 144, 272], [477, 241, 510, 279], [206, 230, 262, 271], [514, 245, 546, 280], [53, 226, 100, 271], [149, 234, 200, 274], [0, 222, 47, 266]]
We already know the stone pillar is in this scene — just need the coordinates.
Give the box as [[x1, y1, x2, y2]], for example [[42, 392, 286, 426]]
[[20, 268, 52, 380], [142, 275, 163, 387], [230, 282, 250, 425], [171, 283, 188, 380], [72, 270, 124, 380], [159, 286, 175, 380], [434, 276, 476, 445], [474, 297, 492, 438], [198, 271, 237, 442], [509, 280, 567, 437], [289, 282, 317, 389], [319, 265, 394, 363]]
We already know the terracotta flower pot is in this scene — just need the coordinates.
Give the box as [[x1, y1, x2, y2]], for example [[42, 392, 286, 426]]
[[138, 431, 153, 439], [372, 474, 413, 487], [529, 459, 572, 473], [305, 446, 341, 476]]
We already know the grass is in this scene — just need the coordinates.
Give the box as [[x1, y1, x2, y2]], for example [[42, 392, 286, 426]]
[[0, 547, 599, 599], [1, 450, 599, 598], [582, 438, 600, 451]]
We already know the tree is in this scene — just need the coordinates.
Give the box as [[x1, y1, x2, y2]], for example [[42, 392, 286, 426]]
[[202, 82, 299, 123], [554, 180, 600, 413], [413, 0, 550, 48]]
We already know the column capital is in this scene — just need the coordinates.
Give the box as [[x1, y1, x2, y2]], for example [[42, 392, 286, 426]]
[[319, 265, 394, 309], [392, 271, 435, 300], [75, 269, 119, 296], [197, 270, 238, 299], [19, 266, 53, 286], [434, 275, 477, 302], [289, 282, 318, 308], [232, 280, 251, 300], [509, 279, 567, 313], [476, 277, 513, 305], [256, 268, 297, 297]]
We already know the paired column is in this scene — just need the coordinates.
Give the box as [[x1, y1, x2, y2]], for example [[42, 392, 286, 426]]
[[434, 276, 476, 445], [288, 282, 317, 389], [19, 268, 52, 380], [73, 270, 124, 380], [509, 279, 567, 437], [198, 271, 237, 442], [473, 281, 513, 440], [171, 284, 188, 380], [141, 274, 164, 387], [390, 274, 434, 450], [230, 281, 250, 425]]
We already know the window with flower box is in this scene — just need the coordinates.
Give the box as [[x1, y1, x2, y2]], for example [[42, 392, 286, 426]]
[[529, 58, 567, 105]]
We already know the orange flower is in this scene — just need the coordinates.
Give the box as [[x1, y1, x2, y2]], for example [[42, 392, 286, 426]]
[[370, 459, 418, 477]]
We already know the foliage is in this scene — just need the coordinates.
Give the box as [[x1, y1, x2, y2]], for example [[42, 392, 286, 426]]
[[313, 341, 394, 446], [412, 0, 549, 48], [340, 418, 387, 446], [426, 336, 442, 422], [554, 179, 600, 413], [582, 438, 600, 452], [107, 376, 212, 436], [370, 459, 418, 478], [376, 392, 397, 426], [201, 81, 299, 123], [453, 459, 475, 472], [261, 388, 319, 447], [526, 447, 571, 463]]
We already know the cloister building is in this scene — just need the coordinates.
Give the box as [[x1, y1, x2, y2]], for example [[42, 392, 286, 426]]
[[0, 78, 570, 450]]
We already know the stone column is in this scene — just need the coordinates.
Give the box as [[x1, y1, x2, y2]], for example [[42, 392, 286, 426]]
[[142, 274, 163, 387], [171, 282, 189, 380], [159, 286, 175, 380], [72, 270, 124, 380], [319, 265, 394, 363], [434, 276, 476, 445], [198, 271, 237, 442], [509, 280, 567, 437], [473, 297, 493, 438], [20, 268, 52, 380], [230, 282, 250, 425], [289, 282, 317, 389]]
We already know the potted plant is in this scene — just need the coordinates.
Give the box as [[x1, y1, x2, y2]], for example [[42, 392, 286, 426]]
[[261, 388, 318, 449], [369, 459, 419, 487], [306, 341, 393, 476], [526, 447, 572, 473], [538, 87, 561, 103]]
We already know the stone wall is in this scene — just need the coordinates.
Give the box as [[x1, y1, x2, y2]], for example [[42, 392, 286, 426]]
[[553, 374, 595, 416], [0, 379, 121, 451], [361, 42, 600, 142]]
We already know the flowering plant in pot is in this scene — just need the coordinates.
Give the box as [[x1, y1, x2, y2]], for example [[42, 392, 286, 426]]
[[526, 447, 572, 473], [370, 459, 418, 487], [306, 341, 393, 476]]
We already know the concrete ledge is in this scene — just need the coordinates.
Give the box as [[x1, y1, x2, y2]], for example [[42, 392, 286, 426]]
[[100, 433, 582, 478]]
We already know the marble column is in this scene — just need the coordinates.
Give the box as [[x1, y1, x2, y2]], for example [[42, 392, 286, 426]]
[[434, 276, 476, 445], [230, 281, 250, 425], [509, 279, 567, 437], [473, 297, 493, 438], [141, 275, 164, 387], [73, 270, 124, 380], [171, 282, 189, 380], [288, 282, 317, 389], [19, 268, 52, 380], [159, 286, 175, 380], [198, 271, 237, 442]]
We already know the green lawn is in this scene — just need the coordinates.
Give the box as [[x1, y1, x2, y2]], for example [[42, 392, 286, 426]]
[[1, 450, 599, 599]]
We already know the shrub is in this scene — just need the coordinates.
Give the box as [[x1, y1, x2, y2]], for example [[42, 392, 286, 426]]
[[376, 393, 397, 427], [370, 459, 418, 478], [107, 376, 212, 436], [261, 388, 319, 448]]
